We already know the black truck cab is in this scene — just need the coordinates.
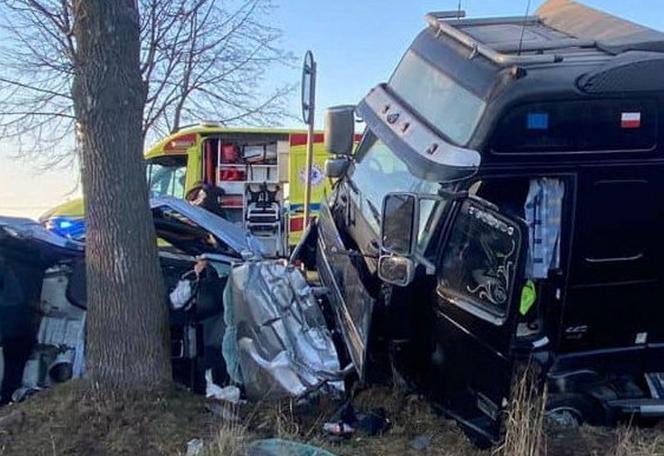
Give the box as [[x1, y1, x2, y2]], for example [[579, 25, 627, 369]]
[[313, 0, 664, 443]]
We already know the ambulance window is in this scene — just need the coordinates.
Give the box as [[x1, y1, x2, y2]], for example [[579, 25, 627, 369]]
[[147, 157, 187, 199], [438, 201, 522, 322], [491, 100, 657, 154]]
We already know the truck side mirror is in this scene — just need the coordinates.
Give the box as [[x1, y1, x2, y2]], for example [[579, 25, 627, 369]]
[[324, 105, 355, 156], [324, 158, 350, 178], [380, 194, 417, 286], [381, 193, 417, 256], [378, 255, 416, 287]]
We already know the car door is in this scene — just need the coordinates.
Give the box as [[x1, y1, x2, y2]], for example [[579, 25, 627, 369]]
[[431, 197, 528, 442]]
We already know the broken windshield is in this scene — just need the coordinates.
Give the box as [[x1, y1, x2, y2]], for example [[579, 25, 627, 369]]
[[389, 50, 486, 146]]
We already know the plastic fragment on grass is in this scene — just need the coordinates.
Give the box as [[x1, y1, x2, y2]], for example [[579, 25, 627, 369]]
[[246, 439, 338, 456]]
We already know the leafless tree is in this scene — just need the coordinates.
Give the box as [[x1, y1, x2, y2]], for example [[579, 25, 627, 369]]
[[0, 0, 293, 165], [73, 0, 171, 391]]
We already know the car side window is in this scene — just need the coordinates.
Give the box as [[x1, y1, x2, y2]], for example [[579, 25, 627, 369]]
[[438, 200, 522, 321]]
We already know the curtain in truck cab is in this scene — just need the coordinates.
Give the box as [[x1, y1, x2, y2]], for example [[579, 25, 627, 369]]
[[524, 178, 565, 279]]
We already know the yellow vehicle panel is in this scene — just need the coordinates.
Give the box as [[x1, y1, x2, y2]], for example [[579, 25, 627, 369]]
[[43, 124, 333, 249]]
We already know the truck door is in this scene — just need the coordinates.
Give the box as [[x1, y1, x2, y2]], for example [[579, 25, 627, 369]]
[[431, 197, 527, 442]]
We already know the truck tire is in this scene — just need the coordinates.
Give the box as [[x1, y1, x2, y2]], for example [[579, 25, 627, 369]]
[[545, 393, 607, 428]]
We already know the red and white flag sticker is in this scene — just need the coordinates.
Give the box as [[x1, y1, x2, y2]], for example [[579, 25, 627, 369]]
[[621, 112, 642, 129]]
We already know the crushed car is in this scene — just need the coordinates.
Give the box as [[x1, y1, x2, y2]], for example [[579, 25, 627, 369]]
[[0, 197, 344, 405]]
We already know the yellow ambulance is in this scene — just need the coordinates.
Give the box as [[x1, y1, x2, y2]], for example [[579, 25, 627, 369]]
[[42, 123, 333, 252]]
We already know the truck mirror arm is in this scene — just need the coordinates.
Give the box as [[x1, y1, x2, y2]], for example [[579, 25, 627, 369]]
[[326, 246, 379, 260], [438, 189, 469, 201]]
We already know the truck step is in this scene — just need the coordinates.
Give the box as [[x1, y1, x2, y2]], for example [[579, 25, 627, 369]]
[[607, 398, 664, 417]]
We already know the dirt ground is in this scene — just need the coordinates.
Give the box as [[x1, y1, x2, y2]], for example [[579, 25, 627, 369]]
[[2, 383, 664, 455]]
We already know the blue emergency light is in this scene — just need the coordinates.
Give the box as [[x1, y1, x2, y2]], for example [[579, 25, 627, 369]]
[[49, 217, 86, 240]]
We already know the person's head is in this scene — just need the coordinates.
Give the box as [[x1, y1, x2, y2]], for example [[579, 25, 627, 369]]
[[185, 182, 204, 201]]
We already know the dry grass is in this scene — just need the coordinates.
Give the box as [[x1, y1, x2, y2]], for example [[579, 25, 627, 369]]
[[613, 425, 664, 456], [499, 368, 547, 456], [7, 381, 664, 456], [205, 417, 247, 456], [0, 380, 217, 456]]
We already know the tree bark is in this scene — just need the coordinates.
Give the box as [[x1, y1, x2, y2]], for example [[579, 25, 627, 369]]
[[72, 0, 172, 391]]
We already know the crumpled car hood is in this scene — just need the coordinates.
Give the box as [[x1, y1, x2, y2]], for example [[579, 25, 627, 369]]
[[222, 260, 345, 400]]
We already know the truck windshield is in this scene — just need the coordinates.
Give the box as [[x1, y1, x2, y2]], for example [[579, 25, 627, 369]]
[[351, 134, 446, 252], [389, 51, 485, 146], [147, 157, 187, 199]]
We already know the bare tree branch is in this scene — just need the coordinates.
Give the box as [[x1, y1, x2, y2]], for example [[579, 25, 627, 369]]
[[0, 0, 295, 164]]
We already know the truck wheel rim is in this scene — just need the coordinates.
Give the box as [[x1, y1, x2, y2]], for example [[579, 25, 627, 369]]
[[545, 407, 583, 428]]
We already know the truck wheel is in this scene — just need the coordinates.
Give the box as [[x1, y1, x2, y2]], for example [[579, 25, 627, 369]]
[[545, 393, 606, 428]]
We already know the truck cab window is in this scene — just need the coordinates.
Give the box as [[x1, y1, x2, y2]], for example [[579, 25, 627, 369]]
[[389, 51, 486, 146], [417, 198, 447, 254], [147, 157, 187, 199], [349, 136, 441, 233], [439, 200, 522, 322]]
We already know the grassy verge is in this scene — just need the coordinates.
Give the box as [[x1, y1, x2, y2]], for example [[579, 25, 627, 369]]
[[3, 381, 664, 455]]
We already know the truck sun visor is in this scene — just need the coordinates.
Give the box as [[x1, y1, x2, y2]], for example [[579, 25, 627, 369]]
[[357, 84, 481, 183]]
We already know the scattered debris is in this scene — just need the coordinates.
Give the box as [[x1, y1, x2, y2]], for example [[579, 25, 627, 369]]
[[355, 408, 391, 436], [322, 421, 354, 438], [186, 438, 205, 456], [322, 403, 391, 440], [205, 370, 242, 403], [409, 434, 433, 451], [246, 439, 338, 456], [11, 387, 42, 403]]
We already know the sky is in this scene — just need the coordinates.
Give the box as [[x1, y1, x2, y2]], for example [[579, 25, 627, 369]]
[[1, 0, 662, 218]]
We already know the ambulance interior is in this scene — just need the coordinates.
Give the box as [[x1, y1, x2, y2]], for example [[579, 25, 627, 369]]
[[200, 134, 292, 257]]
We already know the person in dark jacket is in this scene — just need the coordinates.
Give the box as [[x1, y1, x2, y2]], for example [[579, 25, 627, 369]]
[[185, 182, 226, 218]]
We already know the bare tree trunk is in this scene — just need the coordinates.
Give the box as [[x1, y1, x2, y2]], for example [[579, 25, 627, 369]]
[[72, 0, 172, 391]]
